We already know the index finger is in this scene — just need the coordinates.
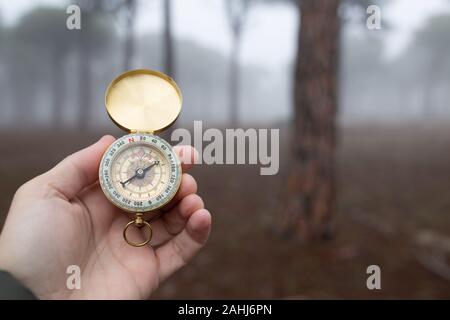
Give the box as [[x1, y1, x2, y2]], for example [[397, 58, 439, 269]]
[[174, 145, 198, 172]]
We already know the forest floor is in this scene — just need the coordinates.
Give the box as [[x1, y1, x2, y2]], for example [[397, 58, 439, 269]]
[[1, 122, 450, 299]]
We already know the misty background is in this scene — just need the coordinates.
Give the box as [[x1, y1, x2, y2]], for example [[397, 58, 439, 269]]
[[1, 0, 450, 299], [1, 0, 450, 129]]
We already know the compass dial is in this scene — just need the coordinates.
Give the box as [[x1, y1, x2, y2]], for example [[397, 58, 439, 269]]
[[99, 133, 182, 213]]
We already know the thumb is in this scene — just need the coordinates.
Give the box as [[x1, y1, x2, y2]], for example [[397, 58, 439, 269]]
[[36, 135, 115, 199]]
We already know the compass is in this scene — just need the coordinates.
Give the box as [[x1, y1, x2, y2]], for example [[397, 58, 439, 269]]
[[99, 69, 182, 247]]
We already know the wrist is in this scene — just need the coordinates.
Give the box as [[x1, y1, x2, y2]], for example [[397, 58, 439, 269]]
[[0, 237, 37, 298]]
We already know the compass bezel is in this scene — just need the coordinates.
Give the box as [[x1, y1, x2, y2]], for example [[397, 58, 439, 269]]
[[99, 133, 182, 214]]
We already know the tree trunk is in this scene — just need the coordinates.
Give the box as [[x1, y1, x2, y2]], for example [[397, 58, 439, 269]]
[[422, 54, 442, 118], [283, 0, 341, 242], [161, 0, 179, 137], [9, 55, 32, 125], [123, 0, 136, 71], [78, 13, 92, 129], [52, 50, 64, 127], [164, 0, 174, 77], [229, 28, 241, 127], [225, 1, 249, 128]]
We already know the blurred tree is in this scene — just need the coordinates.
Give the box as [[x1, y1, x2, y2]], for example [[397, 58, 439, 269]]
[[120, 0, 137, 71], [76, 2, 92, 129], [225, 0, 251, 127], [10, 4, 115, 128], [407, 15, 450, 117], [77, 0, 137, 71], [289, 0, 341, 241], [14, 8, 75, 127], [4, 29, 44, 126], [0, 12, 6, 122], [2, 22, 31, 125], [281, 0, 382, 241], [164, 0, 174, 77], [75, 0, 118, 128], [340, 30, 385, 118], [140, 32, 266, 124], [158, 0, 176, 140], [99, 0, 174, 76]]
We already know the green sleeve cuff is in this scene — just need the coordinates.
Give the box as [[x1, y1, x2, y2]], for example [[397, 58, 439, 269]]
[[0, 271, 37, 300]]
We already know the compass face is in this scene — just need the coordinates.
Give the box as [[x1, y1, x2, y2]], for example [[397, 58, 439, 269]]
[[99, 133, 182, 213]]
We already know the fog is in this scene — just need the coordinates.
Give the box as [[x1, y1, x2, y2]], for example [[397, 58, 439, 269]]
[[0, 0, 450, 129]]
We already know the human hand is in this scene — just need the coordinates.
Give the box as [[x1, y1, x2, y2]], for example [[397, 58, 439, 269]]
[[0, 136, 211, 299]]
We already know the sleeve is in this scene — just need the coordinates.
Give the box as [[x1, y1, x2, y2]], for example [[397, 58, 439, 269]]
[[0, 271, 37, 300]]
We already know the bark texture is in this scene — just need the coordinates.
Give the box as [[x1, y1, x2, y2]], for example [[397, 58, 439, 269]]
[[283, 0, 341, 241]]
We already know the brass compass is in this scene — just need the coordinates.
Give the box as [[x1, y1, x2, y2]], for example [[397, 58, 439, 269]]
[[99, 69, 182, 247]]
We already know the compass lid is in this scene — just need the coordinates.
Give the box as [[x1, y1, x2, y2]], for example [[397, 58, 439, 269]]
[[105, 69, 182, 134]]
